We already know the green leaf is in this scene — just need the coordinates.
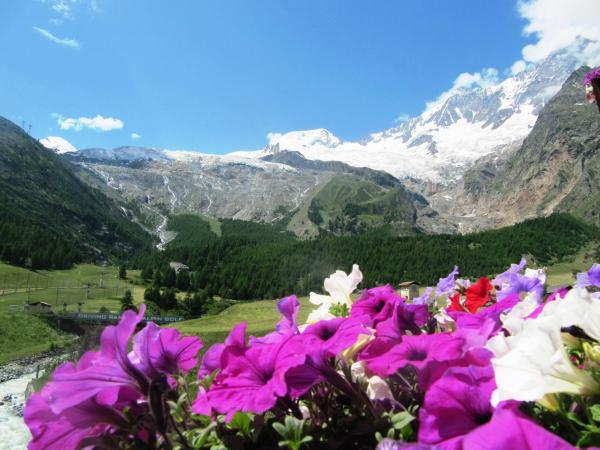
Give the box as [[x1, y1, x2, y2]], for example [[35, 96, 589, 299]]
[[590, 405, 600, 423], [391, 411, 415, 430]]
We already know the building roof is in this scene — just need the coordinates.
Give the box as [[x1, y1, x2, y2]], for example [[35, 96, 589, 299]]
[[29, 301, 52, 307], [169, 261, 190, 270], [398, 281, 418, 287]]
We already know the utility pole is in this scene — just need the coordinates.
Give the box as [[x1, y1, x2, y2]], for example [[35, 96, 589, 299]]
[[26, 272, 31, 302]]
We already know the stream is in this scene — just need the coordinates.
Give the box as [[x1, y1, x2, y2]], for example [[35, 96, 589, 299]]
[[0, 371, 34, 449]]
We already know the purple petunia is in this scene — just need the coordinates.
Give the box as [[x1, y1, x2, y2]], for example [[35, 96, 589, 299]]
[[375, 300, 429, 341], [193, 332, 320, 420], [435, 266, 459, 297], [363, 333, 465, 389], [418, 365, 496, 449], [25, 305, 203, 449], [496, 272, 545, 303], [584, 67, 600, 86], [303, 315, 372, 357], [576, 263, 600, 289], [492, 258, 527, 287], [351, 285, 402, 325]]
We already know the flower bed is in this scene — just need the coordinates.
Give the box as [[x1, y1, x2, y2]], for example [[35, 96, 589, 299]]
[[24, 261, 600, 449]]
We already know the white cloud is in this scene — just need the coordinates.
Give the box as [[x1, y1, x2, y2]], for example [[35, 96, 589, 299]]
[[33, 26, 80, 48], [131, 132, 141, 140], [510, 59, 528, 75], [424, 67, 501, 111], [53, 114, 124, 132], [41, 0, 99, 21], [393, 113, 410, 125], [517, 0, 600, 65], [453, 68, 499, 89], [51, 0, 74, 20]]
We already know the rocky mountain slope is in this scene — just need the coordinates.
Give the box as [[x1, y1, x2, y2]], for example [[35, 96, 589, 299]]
[[431, 66, 600, 231], [64, 148, 434, 243]]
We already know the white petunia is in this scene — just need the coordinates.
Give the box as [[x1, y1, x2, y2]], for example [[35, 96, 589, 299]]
[[306, 264, 363, 323], [540, 287, 600, 341], [350, 361, 394, 401], [500, 292, 539, 335], [488, 315, 598, 406]]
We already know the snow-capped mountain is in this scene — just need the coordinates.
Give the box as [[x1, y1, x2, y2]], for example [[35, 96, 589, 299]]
[[40, 136, 77, 154], [76, 146, 171, 162], [234, 42, 590, 182]]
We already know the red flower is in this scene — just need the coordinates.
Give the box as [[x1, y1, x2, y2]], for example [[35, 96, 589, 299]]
[[448, 293, 463, 312], [465, 277, 492, 313]]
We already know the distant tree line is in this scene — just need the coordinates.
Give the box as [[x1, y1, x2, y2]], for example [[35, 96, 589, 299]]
[[132, 213, 599, 301]]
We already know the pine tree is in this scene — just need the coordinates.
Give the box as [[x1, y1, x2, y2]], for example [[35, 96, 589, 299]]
[[176, 270, 190, 291], [120, 289, 136, 312], [119, 264, 127, 279]]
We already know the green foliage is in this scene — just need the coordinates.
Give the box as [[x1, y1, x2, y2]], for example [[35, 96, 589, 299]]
[[307, 175, 417, 236], [176, 269, 191, 291], [139, 213, 598, 301], [166, 214, 217, 248], [0, 312, 76, 363], [120, 289, 135, 312], [181, 290, 209, 318], [0, 117, 154, 269], [118, 264, 127, 279], [272, 416, 313, 450]]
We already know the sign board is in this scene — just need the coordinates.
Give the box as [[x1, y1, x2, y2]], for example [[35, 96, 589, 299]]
[[66, 312, 185, 324]]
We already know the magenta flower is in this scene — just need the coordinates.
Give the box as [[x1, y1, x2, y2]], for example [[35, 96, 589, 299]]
[[251, 295, 301, 345], [450, 294, 520, 346], [193, 333, 317, 420], [132, 322, 203, 376], [45, 307, 148, 414], [275, 295, 300, 334], [26, 303, 203, 450], [25, 391, 127, 450], [460, 403, 577, 450], [303, 315, 372, 357], [584, 67, 600, 86], [418, 365, 495, 449], [351, 285, 402, 325], [45, 305, 202, 415], [363, 333, 464, 388], [198, 322, 247, 378], [375, 300, 429, 341]]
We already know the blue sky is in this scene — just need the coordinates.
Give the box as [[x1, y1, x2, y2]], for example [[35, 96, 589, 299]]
[[0, 1, 580, 152]]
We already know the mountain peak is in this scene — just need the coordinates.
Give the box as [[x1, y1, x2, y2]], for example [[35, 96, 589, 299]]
[[40, 136, 78, 154], [266, 128, 342, 150]]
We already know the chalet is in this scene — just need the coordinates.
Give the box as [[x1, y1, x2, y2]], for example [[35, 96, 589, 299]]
[[169, 261, 190, 273], [27, 301, 52, 313], [398, 281, 420, 300]]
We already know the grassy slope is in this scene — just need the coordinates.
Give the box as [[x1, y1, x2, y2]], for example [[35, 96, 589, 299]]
[[0, 313, 76, 363], [170, 297, 309, 348], [0, 263, 145, 313]]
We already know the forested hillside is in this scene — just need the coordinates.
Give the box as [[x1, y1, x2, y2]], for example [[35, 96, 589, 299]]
[[0, 117, 154, 269], [137, 213, 599, 300]]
